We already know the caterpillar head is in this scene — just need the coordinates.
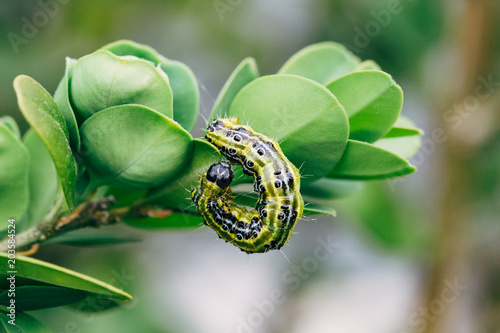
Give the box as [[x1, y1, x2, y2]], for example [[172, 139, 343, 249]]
[[206, 161, 234, 189]]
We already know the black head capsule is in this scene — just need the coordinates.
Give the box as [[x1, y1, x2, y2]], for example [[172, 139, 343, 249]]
[[206, 162, 234, 189]]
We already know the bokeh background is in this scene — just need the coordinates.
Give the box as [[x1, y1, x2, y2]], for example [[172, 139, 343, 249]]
[[1, 0, 500, 332]]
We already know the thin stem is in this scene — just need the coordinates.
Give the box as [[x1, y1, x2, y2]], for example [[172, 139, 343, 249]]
[[0, 196, 180, 252]]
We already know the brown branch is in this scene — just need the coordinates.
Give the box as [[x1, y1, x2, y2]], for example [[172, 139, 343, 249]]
[[0, 196, 176, 252]]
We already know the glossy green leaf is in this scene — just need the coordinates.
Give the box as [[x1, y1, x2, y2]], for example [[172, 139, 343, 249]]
[[374, 134, 422, 160], [80, 105, 193, 189], [375, 115, 423, 159], [278, 42, 360, 85], [328, 140, 416, 180], [228, 75, 349, 182], [54, 57, 81, 151], [210, 57, 259, 120], [14, 75, 77, 210], [302, 178, 363, 199], [22, 130, 58, 230], [123, 212, 203, 229], [384, 115, 423, 138], [0, 125, 29, 230], [160, 60, 200, 131], [384, 127, 422, 138], [326, 70, 403, 143], [70, 50, 173, 120], [355, 60, 381, 71], [0, 253, 132, 301], [102, 39, 165, 64], [44, 234, 141, 246], [0, 312, 53, 333], [102, 40, 200, 132], [146, 139, 221, 209], [302, 202, 336, 217], [0, 286, 86, 311], [0, 116, 20, 140], [103, 187, 148, 208]]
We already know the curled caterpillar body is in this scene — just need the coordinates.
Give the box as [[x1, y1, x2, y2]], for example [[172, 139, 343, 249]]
[[192, 118, 304, 253]]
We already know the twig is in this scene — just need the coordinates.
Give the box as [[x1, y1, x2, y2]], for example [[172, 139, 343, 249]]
[[0, 196, 177, 252]]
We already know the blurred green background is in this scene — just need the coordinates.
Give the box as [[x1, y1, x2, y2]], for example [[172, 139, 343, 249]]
[[1, 0, 499, 332]]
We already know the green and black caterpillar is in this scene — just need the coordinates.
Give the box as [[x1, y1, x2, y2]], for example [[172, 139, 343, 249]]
[[192, 118, 304, 253]]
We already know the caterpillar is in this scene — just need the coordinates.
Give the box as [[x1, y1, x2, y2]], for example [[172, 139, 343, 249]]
[[191, 118, 304, 253]]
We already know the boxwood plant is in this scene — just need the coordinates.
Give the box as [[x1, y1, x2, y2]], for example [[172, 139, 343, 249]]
[[0, 40, 422, 330]]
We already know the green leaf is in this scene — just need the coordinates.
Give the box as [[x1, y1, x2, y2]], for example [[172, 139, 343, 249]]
[[384, 115, 423, 138], [301, 178, 363, 199], [384, 127, 422, 138], [102, 40, 200, 132], [328, 140, 416, 180], [123, 212, 203, 229], [14, 75, 77, 210], [44, 234, 141, 246], [374, 134, 422, 160], [374, 115, 423, 159], [0, 312, 53, 333], [278, 42, 360, 85], [326, 70, 403, 143], [146, 139, 221, 209], [0, 286, 86, 311], [0, 116, 21, 140], [160, 60, 200, 131], [228, 75, 349, 182], [302, 202, 336, 217], [54, 57, 81, 151], [0, 125, 29, 231], [70, 50, 173, 120], [355, 60, 381, 71], [22, 130, 58, 230], [101, 39, 165, 64], [0, 253, 132, 301], [210, 57, 259, 120], [80, 104, 193, 189]]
